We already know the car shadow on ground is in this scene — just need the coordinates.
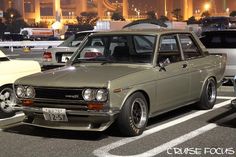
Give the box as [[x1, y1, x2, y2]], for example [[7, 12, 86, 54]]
[[147, 104, 197, 127], [208, 107, 236, 129]]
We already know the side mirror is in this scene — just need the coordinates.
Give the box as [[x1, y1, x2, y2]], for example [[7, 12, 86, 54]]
[[158, 62, 167, 72], [158, 58, 170, 71]]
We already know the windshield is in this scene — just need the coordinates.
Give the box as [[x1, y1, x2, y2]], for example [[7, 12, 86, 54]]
[[72, 35, 155, 64], [59, 32, 89, 47]]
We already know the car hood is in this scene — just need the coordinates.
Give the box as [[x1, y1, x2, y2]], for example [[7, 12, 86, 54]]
[[15, 64, 149, 88]]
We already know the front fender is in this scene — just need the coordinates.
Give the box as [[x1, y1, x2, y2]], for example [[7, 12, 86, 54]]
[[109, 80, 156, 114]]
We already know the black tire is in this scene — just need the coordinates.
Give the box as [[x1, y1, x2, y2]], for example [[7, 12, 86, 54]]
[[197, 77, 217, 110], [0, 86, 16, 118], [117, 92, 148, 136]]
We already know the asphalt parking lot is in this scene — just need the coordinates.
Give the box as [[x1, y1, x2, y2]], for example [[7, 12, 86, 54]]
[[0, 86, 235, 157]]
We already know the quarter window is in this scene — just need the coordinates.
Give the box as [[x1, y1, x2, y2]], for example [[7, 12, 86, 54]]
[[179, 34, 201, 59]]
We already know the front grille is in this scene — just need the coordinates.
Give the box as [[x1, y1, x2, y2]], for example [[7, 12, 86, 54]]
[[35, 87, 83, 100], [32, 87, 86, 110]]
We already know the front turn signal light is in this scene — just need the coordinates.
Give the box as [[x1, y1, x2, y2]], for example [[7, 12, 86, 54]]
[[88, 103, 103, 111], [22, 99, 34, 106]]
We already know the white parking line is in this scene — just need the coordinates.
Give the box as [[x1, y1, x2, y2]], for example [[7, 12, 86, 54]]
[[217, 96, 235, 99], [93, 99, 233, 157]]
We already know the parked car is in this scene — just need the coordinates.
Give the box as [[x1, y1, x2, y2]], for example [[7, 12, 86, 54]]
[[13, 29, 226, 136], [200, 30, 236, 82], [1, 33, 28, 41], [0, 50, 41, 118], [42, 30, 97, 70]]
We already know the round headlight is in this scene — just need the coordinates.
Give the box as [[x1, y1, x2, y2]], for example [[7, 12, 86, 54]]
[[83, 89, 96, 101], [26, 86, 35, 98], [96, 89, 108, 102], [16, 86, 25, 98]]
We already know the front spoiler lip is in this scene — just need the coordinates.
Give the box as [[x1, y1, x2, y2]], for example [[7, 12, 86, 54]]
[[13, 106, 120, 131], [13, 106, 119, 117]]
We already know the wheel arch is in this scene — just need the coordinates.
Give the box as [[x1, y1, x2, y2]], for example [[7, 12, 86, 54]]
[[121, 89, 150, 115], [200, 76, 217, 96]]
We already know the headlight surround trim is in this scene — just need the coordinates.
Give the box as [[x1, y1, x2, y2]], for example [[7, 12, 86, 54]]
[[15, 85, 35, 99], [16, 85, 25, 98], [82, 88, 108, 102], [96, 89, 108, 102], [25, 86, 35, 98]]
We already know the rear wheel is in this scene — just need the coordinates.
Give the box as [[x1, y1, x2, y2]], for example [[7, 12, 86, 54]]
[[197, 78, 217, 110], [0, 86, 16, 118], [117, 92, 148, 136]]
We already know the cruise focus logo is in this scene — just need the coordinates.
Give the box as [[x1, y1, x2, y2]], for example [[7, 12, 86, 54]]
[[167, 147, 235, 155]]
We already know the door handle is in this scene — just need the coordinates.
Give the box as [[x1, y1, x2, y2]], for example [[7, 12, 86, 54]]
[[182, 64, 187, 68]]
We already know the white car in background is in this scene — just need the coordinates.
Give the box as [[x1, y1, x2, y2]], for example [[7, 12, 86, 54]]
[[42, 30, 98, 70], [0, 50, 41, 118]]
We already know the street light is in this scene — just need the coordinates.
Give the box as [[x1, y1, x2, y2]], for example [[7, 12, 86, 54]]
[[204, 3, 210, 11], [226, 8, 230, 15]]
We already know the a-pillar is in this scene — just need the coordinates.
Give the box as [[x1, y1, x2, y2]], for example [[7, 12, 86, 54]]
[[122, 0, 128, 19]]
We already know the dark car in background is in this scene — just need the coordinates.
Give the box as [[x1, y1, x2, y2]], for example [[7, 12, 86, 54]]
[[200, 30, 236, 82], [1, 33, 28, 41]]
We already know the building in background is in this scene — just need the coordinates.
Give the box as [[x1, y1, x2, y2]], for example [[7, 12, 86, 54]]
[[0, 0, 234, 25]]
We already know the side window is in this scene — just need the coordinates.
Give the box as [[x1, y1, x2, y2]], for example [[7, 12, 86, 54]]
[[133, 35, 155, 53], [158, 35, 181, 64], [179, 34, 202, 59]]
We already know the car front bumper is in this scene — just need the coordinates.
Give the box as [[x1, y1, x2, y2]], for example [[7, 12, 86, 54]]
[[13, 106, 119, 131]]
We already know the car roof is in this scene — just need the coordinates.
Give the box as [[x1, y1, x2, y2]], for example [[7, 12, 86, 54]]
[[91, 29, 192, 36]]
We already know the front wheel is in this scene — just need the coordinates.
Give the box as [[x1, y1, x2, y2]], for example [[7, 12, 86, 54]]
[[117, 92, 148, 136], [197, 78, 217, 110], [0, 86, 16, 118]]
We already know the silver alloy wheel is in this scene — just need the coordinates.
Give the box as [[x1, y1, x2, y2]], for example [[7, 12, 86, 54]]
[[0, 88, 16, 113], [131, 98, 147, 128], [206, 79, 216, 103]]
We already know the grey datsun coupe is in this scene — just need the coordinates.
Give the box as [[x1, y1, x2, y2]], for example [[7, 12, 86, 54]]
[[13, 29, 226, 136]]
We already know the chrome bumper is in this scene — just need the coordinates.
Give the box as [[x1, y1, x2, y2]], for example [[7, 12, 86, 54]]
[[13, 106, 120, 131]]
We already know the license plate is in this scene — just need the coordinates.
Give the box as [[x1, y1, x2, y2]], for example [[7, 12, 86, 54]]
[[42, 108, 68, 122], [61, 54, 71, 62]]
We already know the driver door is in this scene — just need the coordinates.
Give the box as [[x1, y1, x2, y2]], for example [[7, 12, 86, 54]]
[[153, 34, 190, 113]]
